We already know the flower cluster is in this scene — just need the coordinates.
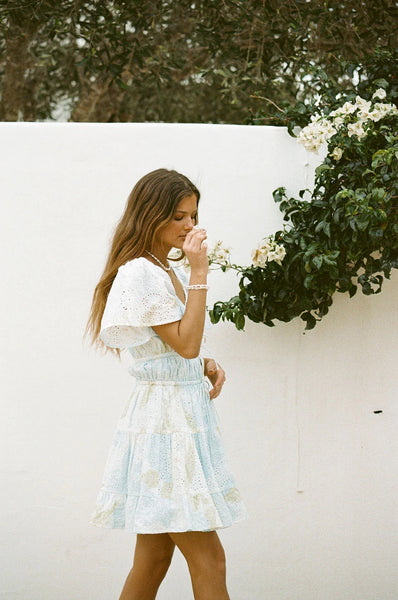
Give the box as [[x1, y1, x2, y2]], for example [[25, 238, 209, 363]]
[[177, 236, 287, 272], [251, 235, 286, 267], [296, 116, 337, 153], [207, 240, 231, 269], [172, 240, 232, 270], [297, 89, 398, 155]]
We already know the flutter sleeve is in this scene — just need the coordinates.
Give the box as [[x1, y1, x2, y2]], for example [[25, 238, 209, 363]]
[[99, 258, 182, 349]]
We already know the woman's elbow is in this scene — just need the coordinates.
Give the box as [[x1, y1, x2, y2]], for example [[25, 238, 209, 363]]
[[153, 323, 200, 358], [177, 340, 201, 359], [179, 347, 200, 359]]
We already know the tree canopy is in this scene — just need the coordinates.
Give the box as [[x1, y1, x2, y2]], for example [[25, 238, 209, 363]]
[[0, 0, 397, 123]]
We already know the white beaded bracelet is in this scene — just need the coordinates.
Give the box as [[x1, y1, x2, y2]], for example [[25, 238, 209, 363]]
[[184, 284, 209, 291]]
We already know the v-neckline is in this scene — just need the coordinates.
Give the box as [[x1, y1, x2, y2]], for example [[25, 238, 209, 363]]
[[170, 266, 187, 306], [142, 257, 186, 306]]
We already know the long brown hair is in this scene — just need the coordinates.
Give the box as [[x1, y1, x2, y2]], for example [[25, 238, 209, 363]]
[[84, 168, 200, 357]]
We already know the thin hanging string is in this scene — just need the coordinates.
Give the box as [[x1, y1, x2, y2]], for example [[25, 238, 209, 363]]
[[200, 339, 220, 373], [200, 330, 217, 362], [200, 338, 223, 434], [295, 326, 304, 493]]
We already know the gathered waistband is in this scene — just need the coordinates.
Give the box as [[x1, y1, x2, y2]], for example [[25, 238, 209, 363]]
[[132, 351, 180, 363], [134, 378, 205, 386]]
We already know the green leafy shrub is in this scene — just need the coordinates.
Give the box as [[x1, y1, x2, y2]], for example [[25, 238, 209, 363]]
[[210, 75, 398, 331]]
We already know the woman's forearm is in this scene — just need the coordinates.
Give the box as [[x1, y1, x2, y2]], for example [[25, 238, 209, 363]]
[[152, 267, 208, 358], [176, 268, 208, 357]]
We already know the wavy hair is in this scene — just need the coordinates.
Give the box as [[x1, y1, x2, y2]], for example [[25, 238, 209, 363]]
[[84, 168, 200, 357]]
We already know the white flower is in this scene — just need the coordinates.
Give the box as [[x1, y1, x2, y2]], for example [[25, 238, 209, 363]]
[[355, 96, 370, 109], [333, 116, 344, 126], [208, 240, 231, 268], [347, 121, 366, 139], [252, 249, 267, 268], [331, 147, 343, 160], [320, 119, 337, 137], [297, 117, 336, 152], [329, 98, 371, 124], [372, 88, 387, 100], [369, 102, 398, 122], [168, 248, 190, 269], [272, 245, 287, 265], [340, 101, 357, 115], [168, 247, 184, 260], [252, 235, 286, 267], [355, 97, 372, 120], [298, 94, 398, 155]]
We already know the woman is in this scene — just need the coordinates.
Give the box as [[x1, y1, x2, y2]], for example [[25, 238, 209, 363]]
[[86, 168, 248, 600]]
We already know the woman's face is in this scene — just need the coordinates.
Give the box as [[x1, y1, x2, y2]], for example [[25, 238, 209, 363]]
[[154, 193, 198, 253]]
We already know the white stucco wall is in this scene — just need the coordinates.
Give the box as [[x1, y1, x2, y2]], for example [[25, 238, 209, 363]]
[[1, 122, 397, 600]]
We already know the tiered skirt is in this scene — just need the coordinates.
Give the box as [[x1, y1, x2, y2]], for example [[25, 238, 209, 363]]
[[90, 354, 248, 533]]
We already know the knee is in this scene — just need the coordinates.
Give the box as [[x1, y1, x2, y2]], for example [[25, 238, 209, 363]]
[[190, 545, 227, 577], [211, 549, 227, 574], [149, 549, 174, 578], [209, 554, 227, 578], [133, 542, 174, 580]]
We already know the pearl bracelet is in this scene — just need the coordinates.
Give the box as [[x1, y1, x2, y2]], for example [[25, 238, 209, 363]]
[[184, 284, 209, 291]]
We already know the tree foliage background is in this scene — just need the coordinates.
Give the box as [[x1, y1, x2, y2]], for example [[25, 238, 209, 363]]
[[0, 0, 397, 123]]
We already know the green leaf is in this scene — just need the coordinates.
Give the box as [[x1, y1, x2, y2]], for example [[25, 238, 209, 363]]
[[348, 284, 357, 298], [209, 303, 223, 323], [299, 188, 310, 199], [304, 275, 315, 289], [333, 207, 343, 223], [373, 78, 389, 89], [371, 188, 386, 202], [301, 311, 316, 330], [349, 218, 357, 231], [312, 255, 323, 270], [315, 164, 332, 176], [235, 313, 245, 330], [208, 309, 218, 324], [369, 228, 384, 241], [372, 149, 388, 168], [273, 187, 286, 203], [357, 218, 369, 231]]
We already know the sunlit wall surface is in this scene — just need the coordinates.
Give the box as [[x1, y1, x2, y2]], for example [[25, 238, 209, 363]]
[[1, 123, 397, 600]]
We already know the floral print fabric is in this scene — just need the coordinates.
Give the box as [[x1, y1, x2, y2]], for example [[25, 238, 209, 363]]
[[90, 258, 248, 533]]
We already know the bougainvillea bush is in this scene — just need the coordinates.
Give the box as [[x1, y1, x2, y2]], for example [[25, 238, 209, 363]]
[[209, 85, 398, 330]]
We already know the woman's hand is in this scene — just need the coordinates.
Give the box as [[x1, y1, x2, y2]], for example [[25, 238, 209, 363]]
[[182, 227, 208, 273], [204, 358, 226, 400]]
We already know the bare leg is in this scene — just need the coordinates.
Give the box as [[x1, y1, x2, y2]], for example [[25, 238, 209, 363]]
[[168, 531, 230, 600], [118, 533, 175, 600]]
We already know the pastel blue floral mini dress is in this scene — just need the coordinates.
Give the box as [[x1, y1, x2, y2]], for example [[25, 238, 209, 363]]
[[90, 257, 248, 533]]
